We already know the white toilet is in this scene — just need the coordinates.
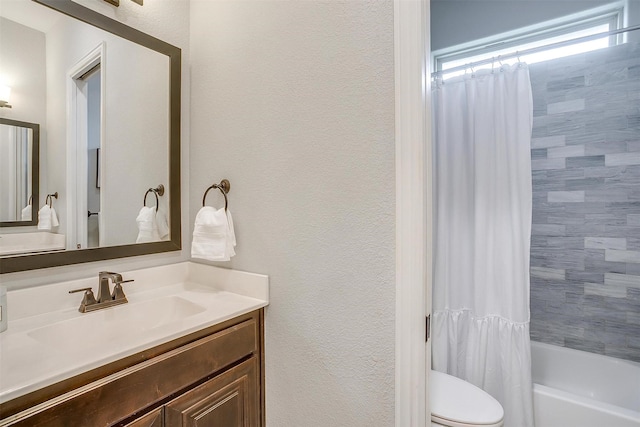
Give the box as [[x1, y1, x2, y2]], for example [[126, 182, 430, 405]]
[[430, 370, 504, 427]]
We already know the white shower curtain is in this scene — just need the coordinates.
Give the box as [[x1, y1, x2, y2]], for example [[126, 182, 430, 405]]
[[432, 65, 535, 427]]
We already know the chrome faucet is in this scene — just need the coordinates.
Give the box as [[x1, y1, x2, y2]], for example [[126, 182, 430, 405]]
[[69, 271, 134, 313]]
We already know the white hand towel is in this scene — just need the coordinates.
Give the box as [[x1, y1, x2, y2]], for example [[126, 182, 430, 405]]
[[191, 207, 236, 261], [37, 205, 52, 230], [156, 208, 170, 240], [226, 209, 236, 257], [136, 206, 160, 243], [21, 205, 31, 221], [50, 206, 59, 227]]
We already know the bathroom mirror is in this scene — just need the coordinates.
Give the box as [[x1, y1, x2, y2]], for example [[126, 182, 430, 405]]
[[0, 118, 39, 227], [0, 0, 181, 273]]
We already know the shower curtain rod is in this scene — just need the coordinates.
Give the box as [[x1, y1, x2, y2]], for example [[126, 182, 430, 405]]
[[432, 23, 640, 78]]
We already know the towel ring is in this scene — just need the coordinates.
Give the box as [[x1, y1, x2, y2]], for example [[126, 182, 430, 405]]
[[46, 192, 58, 208], [143, 184, 164, 212], [202, 179, 230, 211], [28, 195, 32, 205]]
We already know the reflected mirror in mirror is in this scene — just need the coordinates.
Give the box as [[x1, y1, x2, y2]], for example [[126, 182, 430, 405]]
[[0, 0, 181, 273], [0, 118, 39, 227]]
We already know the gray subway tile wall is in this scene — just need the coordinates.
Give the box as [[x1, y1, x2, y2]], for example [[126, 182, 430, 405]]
[[529, 41, 640, 362]]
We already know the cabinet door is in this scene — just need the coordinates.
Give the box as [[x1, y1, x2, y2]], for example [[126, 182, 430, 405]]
[[122, 408, 163, 427], [165, 358, 259, 427]]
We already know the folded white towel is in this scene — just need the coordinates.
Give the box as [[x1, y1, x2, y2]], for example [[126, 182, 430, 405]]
[[136, 206, 160, 243], [191, 207, 236, 261], [156, 208, 170, 240], [37, 205, 52, 230], [50, 206, 59, 227], [21, 205, 31, 221]]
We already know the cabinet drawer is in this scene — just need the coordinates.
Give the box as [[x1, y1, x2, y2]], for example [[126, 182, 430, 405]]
[[2, 319, 258, 427]]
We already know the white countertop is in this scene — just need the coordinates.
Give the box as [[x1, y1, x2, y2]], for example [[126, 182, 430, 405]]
[[0, 262, 269, 404]]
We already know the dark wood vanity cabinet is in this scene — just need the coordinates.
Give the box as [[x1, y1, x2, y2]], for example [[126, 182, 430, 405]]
[[0, 310, 265, 427]]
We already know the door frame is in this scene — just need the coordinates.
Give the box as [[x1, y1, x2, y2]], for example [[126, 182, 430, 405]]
[[394, 0, 432, 426]]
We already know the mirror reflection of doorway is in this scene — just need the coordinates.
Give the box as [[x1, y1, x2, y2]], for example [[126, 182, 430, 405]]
[[70, 46, 103, 251], [85, 68, 101, 248]]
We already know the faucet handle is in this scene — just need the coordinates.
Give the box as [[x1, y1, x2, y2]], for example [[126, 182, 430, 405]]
[[69, 287, 94, 294], [69, 287, 98, 313], [112, 279, 134, 301]]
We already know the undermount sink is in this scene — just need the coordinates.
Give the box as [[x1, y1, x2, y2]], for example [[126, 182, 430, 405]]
[[27, 296, 206, 349]]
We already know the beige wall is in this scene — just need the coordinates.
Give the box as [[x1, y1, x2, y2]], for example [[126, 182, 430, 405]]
[[189, 1, 396, 425]]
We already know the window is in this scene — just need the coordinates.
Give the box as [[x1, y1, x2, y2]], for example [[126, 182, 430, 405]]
[[434, 4, 625, 80]]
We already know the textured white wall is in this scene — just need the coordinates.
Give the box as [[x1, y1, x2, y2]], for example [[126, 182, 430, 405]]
[[3, 0, 190, 289], [189, 0, 396, 425]]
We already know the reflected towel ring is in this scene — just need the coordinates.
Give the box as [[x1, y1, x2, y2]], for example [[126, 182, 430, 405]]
[[28, 195, 32, 206], [202, 179, 230, 211], [144, 189, 159, 212], [46, 192, 58, 208], [143, 184, 165, 212]]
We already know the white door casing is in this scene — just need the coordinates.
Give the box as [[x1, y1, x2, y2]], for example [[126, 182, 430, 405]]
[[394, 0, 432, 426]]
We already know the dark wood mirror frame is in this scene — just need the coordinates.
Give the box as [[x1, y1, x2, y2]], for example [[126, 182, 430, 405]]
[[0, 0, 181, 274], [0, 118, 40, 229]]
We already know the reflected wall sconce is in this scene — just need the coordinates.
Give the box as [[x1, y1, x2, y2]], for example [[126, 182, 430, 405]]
[[0, 85, 12, 109]]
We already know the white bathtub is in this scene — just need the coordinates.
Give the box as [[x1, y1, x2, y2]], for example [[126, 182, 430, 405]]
[[531, 341, 640, 427]]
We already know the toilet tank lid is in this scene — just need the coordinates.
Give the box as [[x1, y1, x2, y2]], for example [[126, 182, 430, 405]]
[[430, 370, 504, 425]]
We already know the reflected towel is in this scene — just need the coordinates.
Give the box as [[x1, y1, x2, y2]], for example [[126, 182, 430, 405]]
[[191, 207, 236, 261], [50, 206, 59, 227], [156, 208, 169, 240], [136, 206, 160, 243], [21, 205, 31, 221], [37, 205, 52, 230]]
